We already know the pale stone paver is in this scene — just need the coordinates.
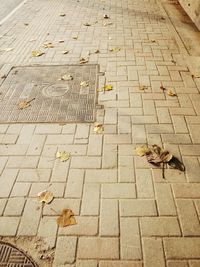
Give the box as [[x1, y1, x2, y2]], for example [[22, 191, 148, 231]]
[[0, 0, 200, 266]]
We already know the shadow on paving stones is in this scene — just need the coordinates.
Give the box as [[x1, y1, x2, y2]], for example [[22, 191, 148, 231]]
[[1, 236, 54, 267]]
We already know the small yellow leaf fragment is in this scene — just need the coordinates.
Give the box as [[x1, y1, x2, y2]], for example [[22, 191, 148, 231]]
[[0, 48, 14, 52], [56, 151, 71, 162], [38, 190, 54, 204], [139, 85, 148, 90], [57, 209, 76, 227], [136, 146, 150, 157], [167, 89, 177, 96], [43, 42, 54, 48], [104, 84, 113, 91], [109, 47, 121, 52], [18, 98, 35, 110], [94, 122, 103, 134], [79, 57, 89, 64], [19, 101, 31, 110], [97, 84, 113, 92], [80, 81, 89, 87], [62, 50, 69, 54], [61, 74, 73, 81], [32, 50, 45, 57], [103, 22, 113, 26]]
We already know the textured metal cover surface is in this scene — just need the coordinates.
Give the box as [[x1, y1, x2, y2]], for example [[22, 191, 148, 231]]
[[0, 64, 98, 123], [0, 241, 38, 267]]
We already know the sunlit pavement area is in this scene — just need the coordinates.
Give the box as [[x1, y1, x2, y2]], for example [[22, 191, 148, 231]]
[[0, 0, 200, 266]]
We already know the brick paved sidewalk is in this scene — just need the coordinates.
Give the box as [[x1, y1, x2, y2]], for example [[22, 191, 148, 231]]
[[0, 0, 200, 266]]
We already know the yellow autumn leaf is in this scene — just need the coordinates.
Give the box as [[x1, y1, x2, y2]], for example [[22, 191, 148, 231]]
[[18, 98, 35, 110], [80, 81, 89, 87], [62, 50, 69, 54], [32, 50, 45, 57], [56, 151, 70, 162], [167, 89, 177, 96], [136, 146, 150, 157], [79, 57, 89, 64], [103, 22, 113, 26], [61, 74, 73, 81], [0, 48, 14, 52], [57, 209, 76, 227], [97, 84, 113, 92], [139, 85, 148, 90], [109, 47, 121, 52], [38, 190, 54, 204], [94, 122, 103, 134], [43, 42, 54, 48]]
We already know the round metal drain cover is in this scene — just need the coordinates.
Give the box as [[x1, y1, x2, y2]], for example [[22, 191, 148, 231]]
[[0, 241, 38, 267], [42, 83, 69, 97]]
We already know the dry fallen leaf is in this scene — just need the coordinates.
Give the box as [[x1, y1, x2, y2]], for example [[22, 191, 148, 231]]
[[56, 151, 71, 162], [84, 23, 91, 26], [94, 122, 103, 134], [62, 50, 69, 54], [136, 145, 150, 157], [160, 85, 167, 92], [146, 145, 173, 165], [139, 85, 148, 90], [38, 190, 54, 204], [0, 48, 14, 52], [43, 42, 54, 48], [109, 47, 121, 52], [32, 50, 45, 57], [103, 22, 113, 26], [18, 98, 35, 110], [136, 144, 185, 179], [61, 74, 73, 81], [168, 156, 185, 172], [57, 209, 76, 227], [97, 84, 113, 92], [80, 81, 89, 87], [79, 57, 89, 64], [167, 89, 177, 96]]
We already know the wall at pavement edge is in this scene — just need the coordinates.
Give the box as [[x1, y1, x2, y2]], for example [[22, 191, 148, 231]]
[[178, 0, 200, 30]]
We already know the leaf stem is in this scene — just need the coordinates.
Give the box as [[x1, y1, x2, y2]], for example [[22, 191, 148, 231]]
[[162, 163, 165, 179]]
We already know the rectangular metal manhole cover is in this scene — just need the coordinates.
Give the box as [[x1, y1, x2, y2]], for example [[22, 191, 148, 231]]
[[0, 64, 99, 123]]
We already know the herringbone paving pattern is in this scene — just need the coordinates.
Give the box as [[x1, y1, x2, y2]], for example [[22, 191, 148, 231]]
[[0, 0, 200, 266]]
